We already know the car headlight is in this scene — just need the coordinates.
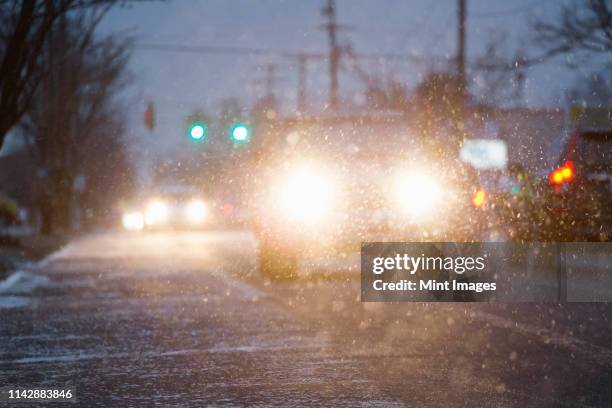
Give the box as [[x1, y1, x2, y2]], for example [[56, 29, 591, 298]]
[[144, 200, 168, 226], [276, 166, 335, 223], [186, 199, 208, 224], [393, 170, 443, 218], [122, 211, 144, 231]]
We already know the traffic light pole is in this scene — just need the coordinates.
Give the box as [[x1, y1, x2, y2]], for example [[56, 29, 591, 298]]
[[457, 0, 466, 98], [297, 54, 307, 113], [322, 0, 340, 111], [454, 0, 467, 149]]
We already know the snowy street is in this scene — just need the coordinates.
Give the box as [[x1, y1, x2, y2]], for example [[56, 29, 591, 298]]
[[1, 232, 610, 406]]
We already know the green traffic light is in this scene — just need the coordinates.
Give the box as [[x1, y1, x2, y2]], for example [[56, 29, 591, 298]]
[[189, 123, 207, 140], [230, 123, 250, 143]]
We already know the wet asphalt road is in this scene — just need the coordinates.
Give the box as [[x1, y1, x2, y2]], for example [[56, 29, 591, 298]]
[[0, 231, 611, 407]]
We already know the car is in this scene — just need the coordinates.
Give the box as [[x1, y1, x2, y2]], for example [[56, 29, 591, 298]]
[[121, 185, 211, 231], [540, 126, 611, 241], [478, 163, 539, 242], [247, 115, 488, 279]]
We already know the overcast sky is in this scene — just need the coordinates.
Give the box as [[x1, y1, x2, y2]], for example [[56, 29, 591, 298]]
[[97, 0, 594, 149]]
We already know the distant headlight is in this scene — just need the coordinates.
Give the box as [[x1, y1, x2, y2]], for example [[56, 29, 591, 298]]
[[277, 166, 335, 223], [186, 199, 208, 224], [122, 211, 144, 231], [144, 200, 168, 226], [393, 170, 443, 218]]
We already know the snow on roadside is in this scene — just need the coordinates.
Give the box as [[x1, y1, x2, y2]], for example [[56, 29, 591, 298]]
[[0, 270, 50, 309], [0, 295, 32, 309], [0, 270, 49, 294]]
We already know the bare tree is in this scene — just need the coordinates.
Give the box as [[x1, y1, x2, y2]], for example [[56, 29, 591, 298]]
[[473, 31, 526, 107], [0, 0, 139, 150], [532, 0, 612, 60], [19, 9, 132, 233], [566, 67, 612, 106], [473, 1, 612, 78], [412, 72, 465, 146], [1, 1, 60, 147]]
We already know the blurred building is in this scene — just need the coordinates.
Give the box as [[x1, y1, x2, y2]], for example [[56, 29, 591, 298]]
[[492, 108, 566, 176]]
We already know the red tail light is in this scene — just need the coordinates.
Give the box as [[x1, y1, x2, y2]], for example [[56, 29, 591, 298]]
[[549, 160, 574, 185], [472, 189, 486, 208]]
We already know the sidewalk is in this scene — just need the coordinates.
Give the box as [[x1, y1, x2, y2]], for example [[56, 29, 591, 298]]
[[0, 234, 68, 280]]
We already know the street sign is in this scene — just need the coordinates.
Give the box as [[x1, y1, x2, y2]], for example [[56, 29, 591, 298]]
[[460, 139, 508, 169]]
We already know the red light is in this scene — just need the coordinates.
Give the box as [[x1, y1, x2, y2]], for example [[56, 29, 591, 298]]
[[551, 169, 564, 184], [550, 160, 574, 185], [472, 190, 486, 208]]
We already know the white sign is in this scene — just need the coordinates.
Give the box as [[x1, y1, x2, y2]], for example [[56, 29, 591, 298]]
[[460, 139, 508, 169]]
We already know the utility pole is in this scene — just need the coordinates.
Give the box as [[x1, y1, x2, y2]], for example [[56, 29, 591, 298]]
[[264, 63, 277, 99], [297, 54, 307, 113], [457, 0, 467, 97], [322, 0, 340, 111], [453, 0, 468, 148]]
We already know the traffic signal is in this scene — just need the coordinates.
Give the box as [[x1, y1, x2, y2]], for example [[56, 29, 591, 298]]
[[189, 123, 207, 140], [186, 112, 210, 142], [230, 122, 251, 143], [144, 102, 155, 131]]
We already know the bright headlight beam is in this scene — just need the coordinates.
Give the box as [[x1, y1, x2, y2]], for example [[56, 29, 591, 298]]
[[122, 212, 144, 231], [144, 200, 169, 226], [186, 199, 207, 224], [394, 171, 442, 218], [277, 166, 334, 223]]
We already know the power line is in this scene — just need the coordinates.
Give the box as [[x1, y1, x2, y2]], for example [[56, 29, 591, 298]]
[[135, 43, 325, 59], [134, 41, 450, 113], [471, 0, 554, 18], [135, 42, 445, 64]]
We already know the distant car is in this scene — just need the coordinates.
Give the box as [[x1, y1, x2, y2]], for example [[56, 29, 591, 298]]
[[540, 127, 611, 241], [121, 186, 211, 231], [479, 163, 538, 242], [248, 115, 488, 279]]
